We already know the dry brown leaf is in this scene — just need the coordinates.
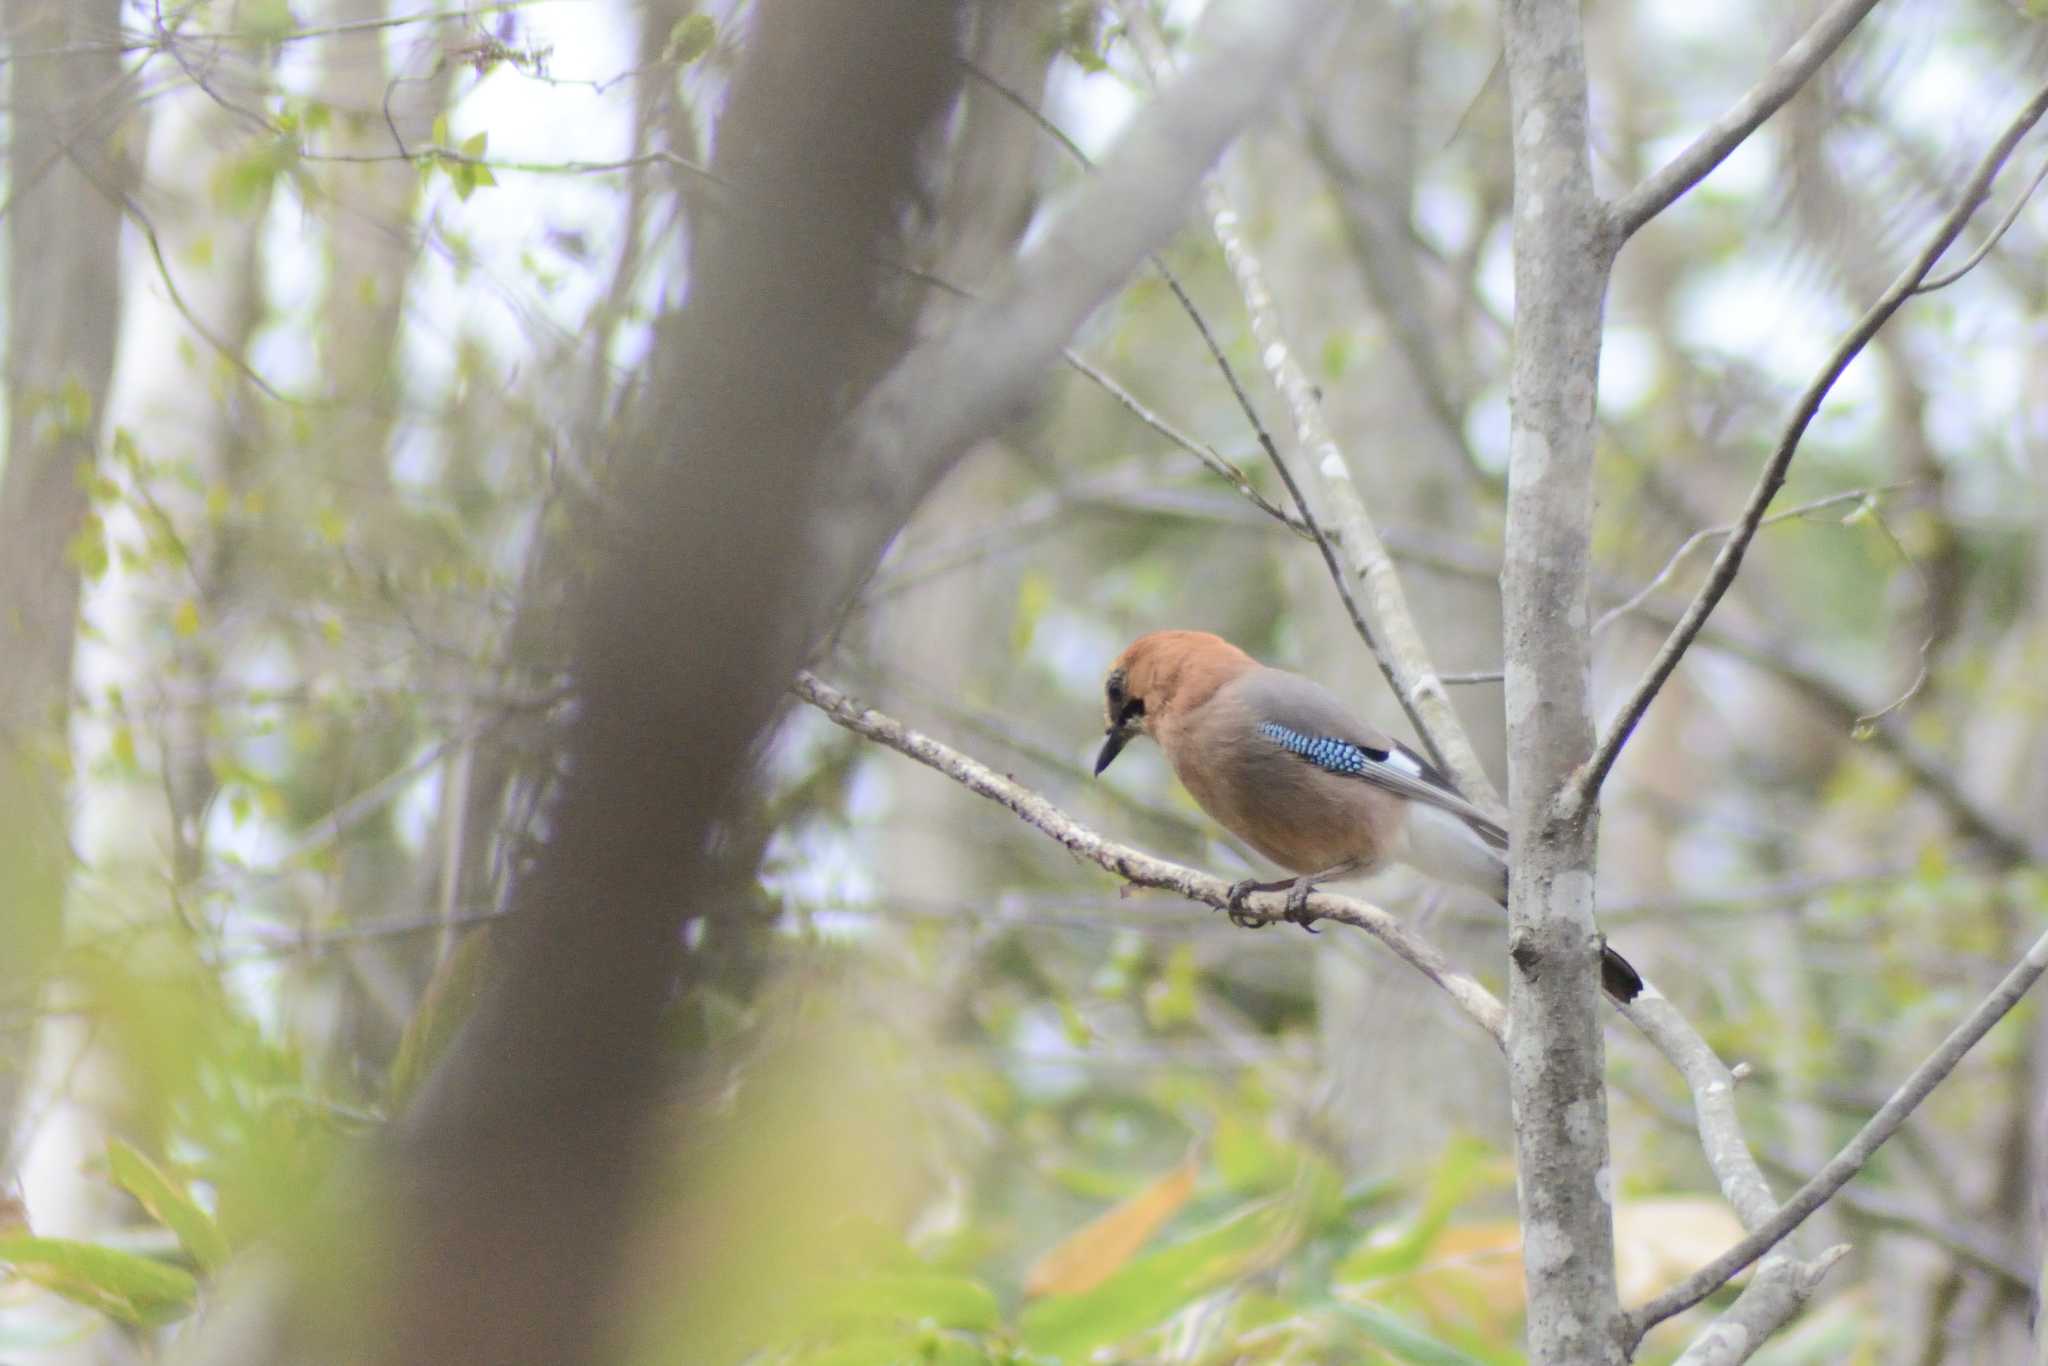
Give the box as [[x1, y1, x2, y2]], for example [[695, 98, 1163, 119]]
[[1023, 1152, 1201, 1298]]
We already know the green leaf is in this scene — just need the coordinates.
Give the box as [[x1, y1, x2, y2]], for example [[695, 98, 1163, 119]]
[[58, 379, 92, 435], [814, 1271, 1000, 1332], [213, 137, 299, 213], [1011, 571, 1052, 653], [1331, 1301, 1495, 1366], [65, 511, 109, 580], [664, 14, 716, 64], [109, 725, 138, 773], [1018, 1198, 1297, 1357], [106, 1140, 231, 1273], [1142, 942, 1199, 1029], [0, 1235, 198, 1326], [1335, 1137, 1503, 1282], [239, 0, 296, 42]]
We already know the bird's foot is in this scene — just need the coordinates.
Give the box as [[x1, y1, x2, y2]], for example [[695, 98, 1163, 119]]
[[1284, 878, 1319, 933], [1224, 878, 1269, 929]]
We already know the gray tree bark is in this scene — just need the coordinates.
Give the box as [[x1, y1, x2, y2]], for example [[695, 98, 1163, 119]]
[[1496, 0, 1625, 1360]]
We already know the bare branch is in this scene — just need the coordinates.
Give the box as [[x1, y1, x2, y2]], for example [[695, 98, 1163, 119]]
[[1616, 1073, 2033, 1288], [1368, 518, 2035, 860], [1617, 994, 1848, 1364], [1669, 1248, 1850, 1366], [1060, 350, 1307, 534], [1620, 996, 1777, 1229], [1911, 152, 2048, 295], [806, 0, 1338, 637], [791, 671, 1509, 1044], [957, 53, 1301, 533], [1590, 483, 1920, 639], [1622, 920, 2048, 1346], [1847, 498, 1935, 731], [1574, 80, 2048, 811], [971, 34, 1435, 785], [1608, 0, 1886, 240]]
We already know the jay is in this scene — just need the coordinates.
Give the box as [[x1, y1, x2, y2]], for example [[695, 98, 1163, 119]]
[[1093, 630, 1642, 1003]]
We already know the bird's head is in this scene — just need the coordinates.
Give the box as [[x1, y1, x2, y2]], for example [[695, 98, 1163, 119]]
[[1094, 630, 1253, 776]]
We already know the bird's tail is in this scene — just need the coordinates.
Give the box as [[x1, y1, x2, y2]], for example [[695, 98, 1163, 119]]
[[1407, 804, 1646, 1003], [1601, 942, 1644, 1003]]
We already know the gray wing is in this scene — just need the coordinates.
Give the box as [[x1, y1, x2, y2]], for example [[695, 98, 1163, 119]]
[[1228, 667, 1506, 847]]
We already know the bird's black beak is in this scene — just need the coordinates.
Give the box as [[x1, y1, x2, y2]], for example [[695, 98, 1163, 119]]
[[1093, 727, 1131, 777]]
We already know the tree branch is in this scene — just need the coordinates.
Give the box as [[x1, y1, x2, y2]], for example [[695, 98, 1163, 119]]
[[1618, 995, 1848, 1365], [1620, 996, 1776, 1230], [791, 671, 1509, 1044], [1572, 79, 2048, 811], [1668, 1249, 1850, 1366], [1364, 516, 2033, 860], [1590, 483, 1920, 640], [1617, 1074, 2034, 1289], [807, 0, 1338, 642], [1608, 0, 1886, 241], [1911, 150, 2048, 295], [1622, 920, 2048, 1347]]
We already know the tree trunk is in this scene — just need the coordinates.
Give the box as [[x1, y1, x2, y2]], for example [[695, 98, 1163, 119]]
[[1497, 0, 1624, 1360]]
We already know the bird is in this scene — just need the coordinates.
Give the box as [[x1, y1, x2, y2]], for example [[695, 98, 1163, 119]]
[[1092, 629, 1642, 1003]]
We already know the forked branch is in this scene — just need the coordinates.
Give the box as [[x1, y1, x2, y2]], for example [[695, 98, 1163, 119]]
[[1623, 921, 2048, 1346], [1609, 0, 1886, 240], [1572, 79, 2048, 811]]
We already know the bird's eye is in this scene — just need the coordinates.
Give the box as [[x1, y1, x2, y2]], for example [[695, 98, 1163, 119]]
[[1121, 697, 1145, 722]]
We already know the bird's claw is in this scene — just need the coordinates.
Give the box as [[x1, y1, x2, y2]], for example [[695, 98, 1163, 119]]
[[1223, 879, 1268, 929], [1284, 880, 1319, 933]]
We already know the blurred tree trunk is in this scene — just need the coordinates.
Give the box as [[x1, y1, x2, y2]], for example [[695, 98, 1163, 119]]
[[358, 7, 966, 1363], [443, 0, 692, 952], [0, 0, 128, 1154]]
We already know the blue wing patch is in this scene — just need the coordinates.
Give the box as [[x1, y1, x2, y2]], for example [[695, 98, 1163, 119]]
[[1257, 722, 1386, 777]]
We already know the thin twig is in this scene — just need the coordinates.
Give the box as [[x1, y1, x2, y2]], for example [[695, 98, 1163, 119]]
[[1061, 350, 1306, 533], [1850, 499, 1935, 731], [1622, 920, 2048, 1346], [1591, 483, 1917, 639], [1912, 152, 2048, 294], [1572, 80, 2048, 812], [1381, 520, 2034, 859], [971, 36, 1462, 779], [1614, 1074, 2034, 1289], [300, 145, 728, 188], [1608, 0, 1887, 240], [792, 671, 1509, 1043]]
